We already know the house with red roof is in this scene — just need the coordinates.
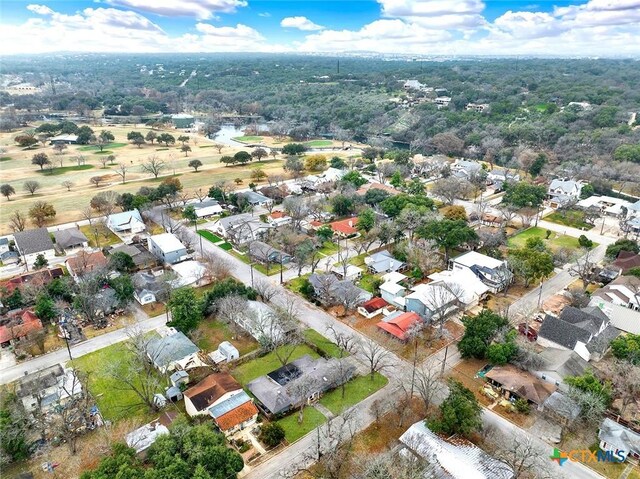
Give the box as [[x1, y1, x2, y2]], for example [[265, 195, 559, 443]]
[[357, 297, 389, 319], [66, 250, 108, 282], [0, 310, 44, 347], [329, 218, 358, 238], [376, 311, 422, 341]]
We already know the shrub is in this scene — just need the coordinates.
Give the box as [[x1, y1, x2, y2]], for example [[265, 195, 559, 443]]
[[578, 235, 593, 248], [260, 422, 285, 447], [513, 398, 531, 414]]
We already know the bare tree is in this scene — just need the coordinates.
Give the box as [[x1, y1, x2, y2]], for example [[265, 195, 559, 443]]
[[9, 210, 27, 232], [406, 238, 443, 275], [358, 337, 393, 380], [116, 164, 128, 184], [334, 280, 364, 316], [61, 180, 74, 191], [213, 143, 224, 154], [254, 279, 279, 302], [351, 451, 431, 479], [335, 241, 353, 280], [282, 196, 309, 231], [286, 373, 320, 424], [90, 176, 105, 188], [490, 432, 561, 479], [201, 252, 231, 281], [432, 176, 472, 205], [569, 248, 601, 291], [421, 281, 465, 337], [498, 204, 519, 228], [140, 155, 167, 179], [414, 360, 445, 411], [215, 294, 248, 324], [53, 370, 94, 455], [23, 180, 41, 195], [193, 187, 208, 202], [610, 360, 640, 416]]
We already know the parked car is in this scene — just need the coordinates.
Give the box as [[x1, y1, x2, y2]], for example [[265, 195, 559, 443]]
[[518, 322, 538, 341]]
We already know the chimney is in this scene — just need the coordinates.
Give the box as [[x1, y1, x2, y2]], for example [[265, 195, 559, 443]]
[[348, 220, 353, 227]]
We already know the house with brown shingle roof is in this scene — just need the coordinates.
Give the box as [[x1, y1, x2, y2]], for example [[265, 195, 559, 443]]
[[183, 373, 244, 417], [66, 250, 108, 282], [485, 364, 556, 407], [0, 310, 43, 347]]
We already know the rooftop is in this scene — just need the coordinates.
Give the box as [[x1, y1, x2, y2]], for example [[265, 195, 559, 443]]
[[14, 228, 54, 255], [66, 251, 108, 275], [53, 228, 88, 249], [360, 297, 389, 313], [184, 373, 242, 411], [377, 312, 422, 341], [599, 418, 640, 455], [147, 332, 200, 369], [215, 400, 259, 431], [452, 251, 504, 270], [149, 233, 186, 253], [485, 364, 556, 405], [329, 217, 358, 236]]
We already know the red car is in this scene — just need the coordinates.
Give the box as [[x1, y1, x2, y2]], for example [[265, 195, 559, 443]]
[[518, 323, 538, 341]]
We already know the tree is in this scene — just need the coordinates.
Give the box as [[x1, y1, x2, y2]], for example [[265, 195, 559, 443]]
[[14, 134, 38, 148], [109, 275, 134, 305], [414, 360, 445, 411], [96, 130, 114, 152], [528, 154, 546, 177], [188, 159, 202, 171], [610, 333, 640, 365], [181, 144, 192, 157], [284, 156, 304, 177], [90, 190, 121, 215], [569, 248, 600, 291], [90, 176, 105, 188], [458, 310, 509, 359], [260, 422, 285, 448], [33, 253, 49, 270], [145, 130, 157, 144], [606, 239, 639, 259], [75, 125, 93, 144], [358, 337, 392, 380], [491, 432, 558, 479], [140, 155, 167, 178], [357, 208, 376, 233], [502, 182, 546, 209], [251, 168, 267, 182], [61, 180, 74, 191], [578, 235, 593, 248], [282, 143, 306, 155], [430, 379, 482, 437], [441, 205, 467, 221], [213, 143, 224, 154], [157, 132, 175, 146], [565, 369, 613, 406], [331, 194, 355, 216], [234, 150, 251, 164], [418, 219, 478, 262], [127, 131, 145, 148], [509, 247, 554, 287], [486, 329, 519, 365], [9, 211, 27, 232], [28, 201, 56, 227], [431, 176, 471, 205], [31, 152, 50, 170], [341, 170, 367, 188], [431, 132, 464, 156], [0, 184, 15, 200], [0, 394, 31, 463], [251, 147, 268, 162], [168, 287, 202, 333], [34, 294, 57, 321], [109, 251, 135, 273], [305, 154, 327, 172], [177, 134, 190, 145]]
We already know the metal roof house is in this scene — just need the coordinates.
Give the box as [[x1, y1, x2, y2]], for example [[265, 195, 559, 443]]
[[107, 209, 146, 235], [364, 250, 406, 274], [237, 190, 273, 207], [146, 331, 203, 373], [208, 390, 259, 436], [450, 251, 512, 293], [599, 418, 640, 462], [147, 233, 189, 264]]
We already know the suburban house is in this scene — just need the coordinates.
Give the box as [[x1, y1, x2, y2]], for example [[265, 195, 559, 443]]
[[308, 273, 373, 307], [537, 306, 620, 361], [328, 217, 359, 238], [577, 195, 633, 217], [481, 213, 504, 227], [247, 355, 356, 416], [611, 251, 640, 275], [598, 418, 640, 462], [364, 250, 406, 274], [110, 243, 157, 270], [14, 228, 56, 265], [0, 267, 63, 295], [208, 390, 259, 436], [485, 364, 556, 408], [0, 310, 44, 347], [434, 96, 451, 107], [187, 199, 223, 219], [211, 213, 272, 244], [533, 347, 588, 388], [49, 134, 78, 145], [66, 250, 108, 282], [147, 233, 189, 264], [548, 179, 584, 208], [0, 237, 11, 255], [465, 102, 489, 112], [210, 341, 240, 364], [125, 411, 177, 455], [542, 391, 581, 426], [330, 264, 363, 282], [267, 211, 292, 227], [355, 182, 401, 197], [589, 275, 640, 334], [449, 251, 512, 293], [376, 311, 422, 341], [487, 169, 520, 186], [357, 297, 389, 319], [379, 279, 407, 309], [451, 159, 482, 179], [146, 330, 203, 373], [53, 228, 88, 251], [107, 209, 146, 235], [248, 240, 292, 265], [132, 271, 166, 305], [170, 260, 209, 287], [237, 190, 273, 207], [399, 421, 514, 479], [16, 364, 83, 413], [183, 373, 243, 416]]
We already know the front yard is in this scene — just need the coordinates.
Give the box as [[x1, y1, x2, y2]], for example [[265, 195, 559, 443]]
[[275, 406, 326, 443], [303, 329, 344, 358], [545, 209, 594, 230], [507, 226, 589, 251], [192, 318, 259, 355], [79, 224, 121, 248], [319, 373, 387, 415], [231, 344, 320, 386]]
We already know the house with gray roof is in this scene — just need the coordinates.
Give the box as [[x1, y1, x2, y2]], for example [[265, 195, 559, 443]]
[[589, 275, 640, 334], [247, 240, 292, 265], [146, 331, 203, 373], [211, 213, 272, 244], [110, 243, 157, 270], [533, 348, 588, 387], [247, 355, 355, 416], [548, 179, 584, 208], [53, 228, 88, 250], [537, 306, 619, 361], [187, 199, 223, 219], [542, 391, 581, 426], [364, 250, 406, 274], [132, 271, 166, 305], [308, 273, 372, 307], [599, 418, 640, 462], [14, 228, 55, 265], [237, 190, 273, 207]]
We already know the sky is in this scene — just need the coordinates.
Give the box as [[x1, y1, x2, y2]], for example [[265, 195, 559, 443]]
[[1, 0, 639, 56]]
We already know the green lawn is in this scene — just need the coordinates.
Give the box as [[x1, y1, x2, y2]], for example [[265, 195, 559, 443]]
[[303, 329, 344, 359], [318, 241, 339, 256], [0, 156, 12, 162], [287, 274, 310, 295], [319, 373, 388, 415], [70, 342, 164, 422], [304, 140, 333, 147], [507, 226, 586, 251], [79, 224, 121, 247], [232, 136, 263, 143], [77, 142, 127, 151], [231, 344, 320, 386], [36, 164, 95, 176], [358, 273, 380, 294], [197, 230, 223, 243], [219, 242, 233, 251], [349, 253, 368, 267], [545, 210, 594, 230], [275, 407, 326, 443], [194, 319, 260, 355], [228, 249, 280, 276]]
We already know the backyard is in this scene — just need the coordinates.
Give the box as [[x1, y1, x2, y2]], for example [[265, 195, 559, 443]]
[[231, 343, 320, 385], [192, 318, 260, 355], [507, 226, 589, 251]]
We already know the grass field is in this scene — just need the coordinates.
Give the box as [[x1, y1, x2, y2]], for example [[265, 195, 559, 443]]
[[71, 342, 163, 421], [198, 230, 223, 243], [0, 156, 12, 162], [219, 242, 233, 250], [77, 142, 127, 151], [545, 209, 593, 230], [287, 274, 310, 295], [318, 241, 339, 256], [304, 140, 333, 147], [319, 373, 387, 415], [303, 329, 344, 358], [36, 164, 95, 176], [194, 318, 259, 354], [507, 226, 585, 251], [275, 407, 326, 443], [231, 344, 320, 385], [232, 136, 263, 143], [79, 224, 121, 247]]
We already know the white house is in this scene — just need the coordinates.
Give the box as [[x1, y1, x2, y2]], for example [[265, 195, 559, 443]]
[[107, 209, 146, 235], [126, 416, 172, 454], [380, 281, 407, 309], [210, 341, 240, 364], [187, 199, 223, 219], [548, 179, 584, 208], [13, 228, 56, 265], [450, 251, 512, 293], [330, 264, 363, 282], [576, 195, 633, 217], [170, 260, 208, 287], [211, 213, 272, 244], [234, 301, 286, 344], [148, 233, 189, 264], [589, 275, 640, 334], [598, 418, 640, 462], [15, 364, 83, 414]]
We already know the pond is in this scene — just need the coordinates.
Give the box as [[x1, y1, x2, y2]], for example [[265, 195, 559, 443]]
[[212, 123, 269, 147]]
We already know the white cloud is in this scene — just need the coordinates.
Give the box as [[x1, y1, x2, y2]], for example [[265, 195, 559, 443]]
[[105, 0, 247, 20], [26, 4, 54, 15], [258, 12, 271, 17], [281, 16, 324, 31], [377, 0, 487, 28]]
